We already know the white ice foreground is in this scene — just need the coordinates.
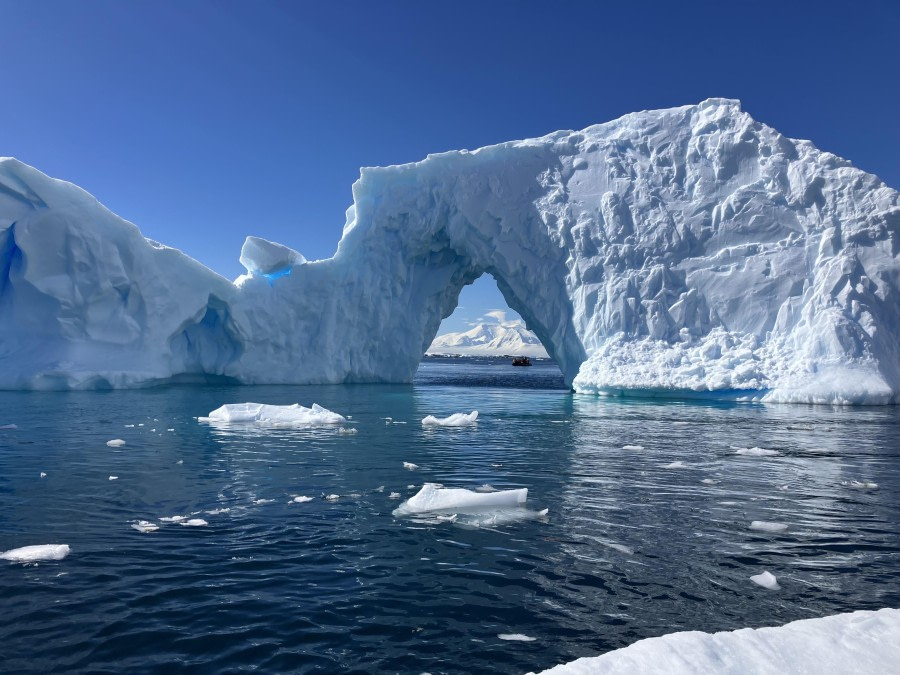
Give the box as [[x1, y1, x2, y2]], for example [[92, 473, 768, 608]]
[[198, 402, 346, 427], [0, 544, 70, 562], [533, 608, 900, 675], [421, 410, 479, 426], [2, 98, 899, 403], [393, 483, 527, 516]]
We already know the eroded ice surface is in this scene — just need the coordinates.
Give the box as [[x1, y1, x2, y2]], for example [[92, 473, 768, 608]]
[[534, 609, 900, 675], [198, 403, 345, 427], [2, 98, 899, 402]]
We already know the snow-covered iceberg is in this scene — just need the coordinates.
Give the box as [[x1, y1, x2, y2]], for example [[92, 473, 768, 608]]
[[533, 608, 900, 674], [199, 402, 346, 427], [2, 98, 898, 402]]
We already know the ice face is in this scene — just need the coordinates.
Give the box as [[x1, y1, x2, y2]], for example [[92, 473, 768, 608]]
[[1, 97, 899, 403]]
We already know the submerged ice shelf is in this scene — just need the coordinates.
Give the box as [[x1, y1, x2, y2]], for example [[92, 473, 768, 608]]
[[1, 98, 898, 402]]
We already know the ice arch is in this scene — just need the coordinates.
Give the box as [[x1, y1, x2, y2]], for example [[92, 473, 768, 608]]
[[1, 98, 899, 402]]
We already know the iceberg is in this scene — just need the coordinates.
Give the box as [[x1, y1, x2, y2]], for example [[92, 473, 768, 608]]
[[2, 98, 899, 403], [393, 483, 528, 516], [198, 402, 346, 426], [532, 608, 900, 675], [0, 544, 70, 562]]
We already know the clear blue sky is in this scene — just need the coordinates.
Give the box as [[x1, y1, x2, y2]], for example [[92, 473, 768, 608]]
[[2, 0, 898, 334]]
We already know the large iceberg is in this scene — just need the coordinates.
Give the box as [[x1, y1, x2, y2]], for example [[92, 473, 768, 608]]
[[534, 608, 900, 674], [1, 99, 898, 402]]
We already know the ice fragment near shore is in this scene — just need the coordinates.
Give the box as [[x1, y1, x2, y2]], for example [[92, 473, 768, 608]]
[[1, 544, 70, 562], [421, 410, 478, 426]]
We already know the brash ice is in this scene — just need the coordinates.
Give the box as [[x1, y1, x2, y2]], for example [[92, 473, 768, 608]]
[[1, 99, 898, 403]]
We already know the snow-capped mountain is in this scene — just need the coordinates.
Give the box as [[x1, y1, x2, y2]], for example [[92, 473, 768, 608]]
[[427, 321, 549, 358]]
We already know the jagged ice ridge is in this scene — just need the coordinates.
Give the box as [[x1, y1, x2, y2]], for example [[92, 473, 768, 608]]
[[1, 99, 898, 403]]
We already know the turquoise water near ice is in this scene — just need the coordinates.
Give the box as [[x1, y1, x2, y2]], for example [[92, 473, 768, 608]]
[[1, 357, 899, 673]]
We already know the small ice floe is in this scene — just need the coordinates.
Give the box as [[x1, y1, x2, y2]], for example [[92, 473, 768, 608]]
[[179, 519, 208, 527], [160, 515, 187, 523], [843, 480, 879, 489], [40, 472, 47, 478], [403, 462, 419, 470], [750, 521, 789, 532], [1, 544, 70, 562], [498, 633, 537, 642], [167, 428, 175, 432], [131, 520, 159, 533], [383, 417, 393, 422], [734, 447, 780, 456], [475, 484, 498, 493], [338, 427, 358, 435], [124, 424, 135, 428], [672, 421, 690, 426], [750, 571, 781, 590], [138, 423, 144, 427], [421, 410, 478, 427], [198, 402, 346, 428], [491, 463, 503, 468], [407, 484, 416, 489], [291, 496, 314, 503], [392, 421, 407, 425], [701, 478, 719, 485], [323, 494, 340, 502], [389, 492, 401, 499], [374, 486, 385, 493], [435, 513, 458, 523], [176, 459, 183, 465], [253, 498, 274, 505], [0, 423, 18, 430], [663, 461, 686, 469], [393, 483, 528, 516], [106, 439, 126, 447], [622, 445, 644, 451], [205, 508, 230, 515], [108, 475, 118, 481]]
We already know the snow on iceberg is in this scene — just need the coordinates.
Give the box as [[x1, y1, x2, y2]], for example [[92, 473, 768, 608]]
[[532, 608, 900, 675], [421, 410, 479, 426], [198, 402, 346, 427], [2, 98, 899, 403], [393, 483, 527, 516], [0, 544, 70, 562]]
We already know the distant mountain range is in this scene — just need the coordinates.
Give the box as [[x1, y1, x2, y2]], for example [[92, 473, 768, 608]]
[[426, 321, 549, 358]]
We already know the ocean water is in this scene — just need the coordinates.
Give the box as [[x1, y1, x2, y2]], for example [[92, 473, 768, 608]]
[[1, 357, 899, 673]]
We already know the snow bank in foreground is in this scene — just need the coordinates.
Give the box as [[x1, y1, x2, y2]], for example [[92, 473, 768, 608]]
[[421, 410, 479, 426], [1, 544, 70, 562], [198, 402, 345, 427], [533, 608, 900, 674], [393, 483, 526, 516]]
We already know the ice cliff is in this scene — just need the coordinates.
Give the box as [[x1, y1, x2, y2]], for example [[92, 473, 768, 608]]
[[1, 98, 898, 402]]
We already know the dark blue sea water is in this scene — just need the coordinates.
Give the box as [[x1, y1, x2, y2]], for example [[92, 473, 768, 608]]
[[1, 357, 899, 673]]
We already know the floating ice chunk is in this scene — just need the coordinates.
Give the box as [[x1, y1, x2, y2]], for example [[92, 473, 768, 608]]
[[167, 428, 174, 432], [672, 421, 690, 426], [475, 484, 498, 493], [403, 462, 419, 470], [498, 634, 537, 642], [338, 427, 358, 434], [844, 480, 879, 489], [701, 478, 719, 485], [421, 410, 478, 426], [435, 513, 458, 523], [735, 447, 780, 456], [253, 498, 274, 505], [0, 424, 18, 430], [1, 544, 70, 562], [389, 492, 401, 499], [199, 402, 346, 427], [160, 515, 187, 523], [492, 463, 503, 468], [393, 483, 527, 516], [40, 472, 47, 478], [750, 570, 781, 590], [176, 459, 183, 464], [622, 445, 644, 451], [323, 494, 340, 502], [374, 486, 385, 492], [750, 521, 788, 532], [125, 424, 135, 428], [461, 507, 549, 528], [108, 475, 118, 481], [180, 518, 208, 527], [205, 508, 230, 515], [106, 439, 126, 447], [663, 461, 686, 469], [131, 520, 159, 533], [291, 496, 314, 503]]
